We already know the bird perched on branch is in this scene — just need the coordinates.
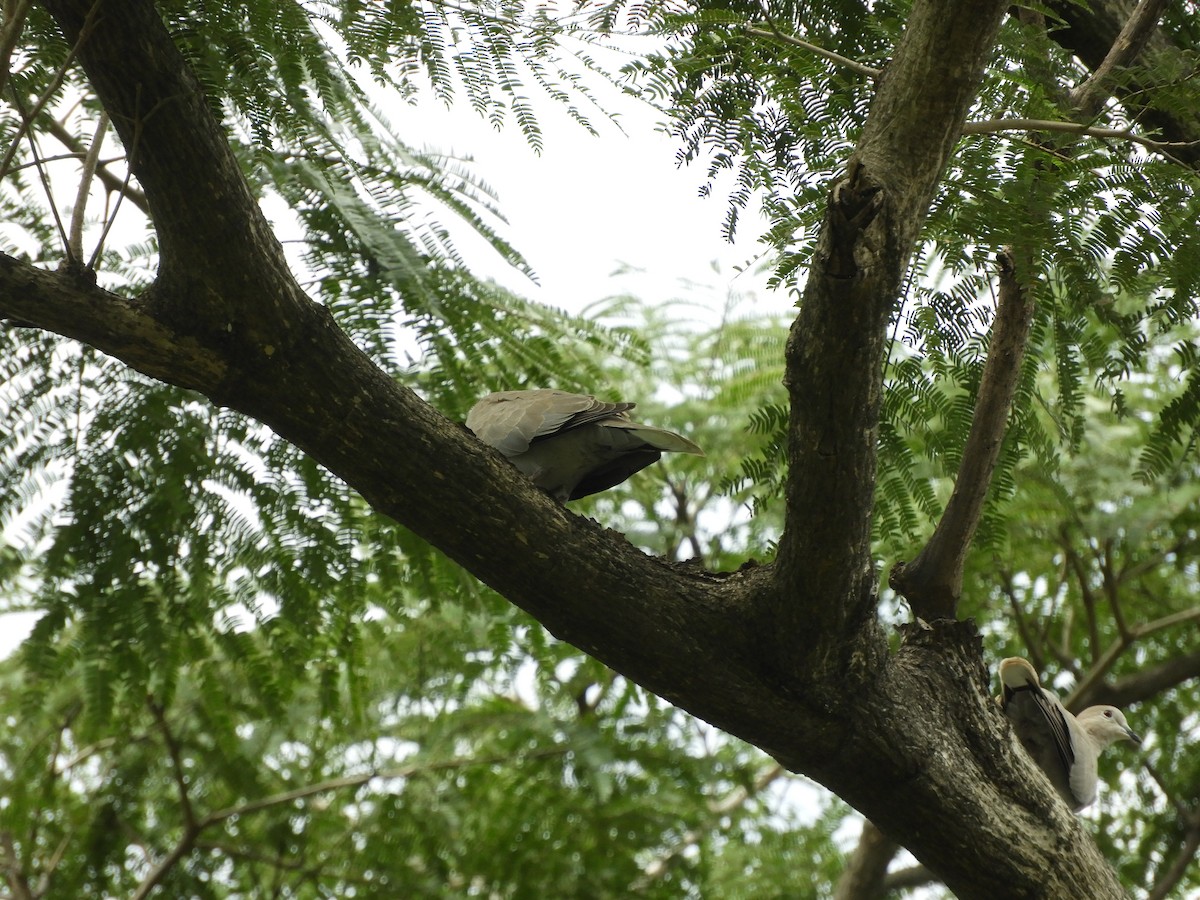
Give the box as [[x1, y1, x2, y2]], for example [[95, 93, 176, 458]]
[[465, 389, 703, 502], [998, 657, 1141, 811]]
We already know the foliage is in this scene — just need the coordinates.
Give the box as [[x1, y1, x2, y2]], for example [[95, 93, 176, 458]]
[[1, 0, 1199, 898], [0, 278, 830, 897]]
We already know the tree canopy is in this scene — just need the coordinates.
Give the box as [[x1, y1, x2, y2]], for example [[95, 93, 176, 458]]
[[1, 1, 1199, 898]]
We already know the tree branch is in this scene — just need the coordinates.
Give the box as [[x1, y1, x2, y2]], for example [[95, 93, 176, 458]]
[[882, 861, 937, 894], [1063, 606, 1200, 709], [889, 250, 1034, 620], [1046, 0, 1200, 169], [1074, 646, 1200, 709], [0, 830, 34, 900], [743, 25, 882, 79], [961, 117, 1199, 159], [1146, 816, 1200, 900], [32, 834, 72, 899], [66, 111, 106, 264], [0, 255, 226, 386], [27, 8, 772, 758], [150, 699, 197, 832], [1067, 0, 1168, 118], [0, 0, 31, 101], [202, 747, 569, 827], [832, 819, 899, 900], [131, 748, 573, 899], [132, 701, 204, 900], [45, 116, 148, 215], [0, 0, 97, 184], [774, 0, 1012, 680]]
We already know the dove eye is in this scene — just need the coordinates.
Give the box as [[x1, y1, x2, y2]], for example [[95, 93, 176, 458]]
[[1103, 710, 1113, 718]]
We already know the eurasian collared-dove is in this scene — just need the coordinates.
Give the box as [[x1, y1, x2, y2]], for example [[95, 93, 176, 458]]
[[465, 389, 703, 502], [999, 656, 1141, 811]]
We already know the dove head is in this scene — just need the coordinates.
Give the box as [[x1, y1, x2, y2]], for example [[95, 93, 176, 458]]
[[1077, 705, 1142, 749]]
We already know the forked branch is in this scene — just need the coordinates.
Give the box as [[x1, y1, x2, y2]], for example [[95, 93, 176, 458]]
[[1068, 0, 1168, 117]]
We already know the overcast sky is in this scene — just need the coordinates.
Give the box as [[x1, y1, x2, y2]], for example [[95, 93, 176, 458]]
[[383, 84, 776, 316]]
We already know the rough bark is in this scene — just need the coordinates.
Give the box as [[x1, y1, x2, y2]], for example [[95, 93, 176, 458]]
[[0, 1, 1150, 896]]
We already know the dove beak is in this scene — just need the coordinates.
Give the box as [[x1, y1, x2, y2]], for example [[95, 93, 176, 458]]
[[1125, 727, 1143, 746]]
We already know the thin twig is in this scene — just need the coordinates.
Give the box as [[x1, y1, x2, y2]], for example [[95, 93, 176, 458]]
[[743, 25, 882, 79], [89, 87, 143, 270], [202, 747, 567, 827], [27, 706, 78, 880], [1063, 537, 1102, 665], [1099, 538, 1131, 640], [961, 117, 1199, 156], [131, 746, 569, 900], [67, 111, 107, 264], [46, 117, 149, 214], [10, 90, 70, 250], [149, 699, 197, 832], [130, 823, 199, 900], [0, 0, 104, 182], [1000, 568, 1040, 672]]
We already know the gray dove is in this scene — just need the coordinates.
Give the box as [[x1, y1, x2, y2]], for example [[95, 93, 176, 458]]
[[999, 656, 1141, 811], [465, 389, 703, 502]]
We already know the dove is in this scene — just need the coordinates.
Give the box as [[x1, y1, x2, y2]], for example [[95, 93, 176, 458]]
[[465, 389, 703, 502], [999, 656, 1141, 811]]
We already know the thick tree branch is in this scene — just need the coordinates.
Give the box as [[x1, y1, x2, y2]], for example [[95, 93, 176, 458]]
[[889, 251, 1034, 620], [816, 621, 1127, 899], [773, 0, 1011, 679], [0, 256, 225, 386], [27, 0, 797, 774]]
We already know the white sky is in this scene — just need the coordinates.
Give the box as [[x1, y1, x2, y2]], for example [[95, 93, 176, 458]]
[[382, 86, 777, 315]]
